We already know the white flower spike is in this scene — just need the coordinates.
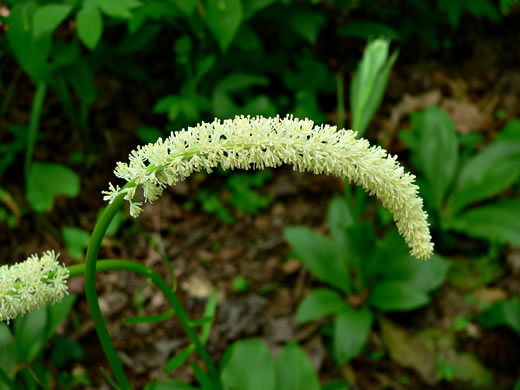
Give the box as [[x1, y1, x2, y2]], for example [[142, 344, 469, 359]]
[[103, 115, 433, 259], [0, 251, 69, 323]]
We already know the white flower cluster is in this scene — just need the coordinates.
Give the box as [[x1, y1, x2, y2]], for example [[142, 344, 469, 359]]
[[103, 115, 433, 259], [0, 251, 69, 323]]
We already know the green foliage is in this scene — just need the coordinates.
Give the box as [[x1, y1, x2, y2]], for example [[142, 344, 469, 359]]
[[285, 194, 448, 363], [479, 297, 520, 334], [62, 227, 91, 261], [0, 296, 79, 390], [351, 39, 398, 137], [26, 162, 80, 213], [221, 339, 320, 390], [402, 111, 520, 246]]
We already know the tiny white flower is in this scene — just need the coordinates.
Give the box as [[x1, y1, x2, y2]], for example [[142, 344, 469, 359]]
[[104, 115, 434, 259], [0, 251, 69, 323]]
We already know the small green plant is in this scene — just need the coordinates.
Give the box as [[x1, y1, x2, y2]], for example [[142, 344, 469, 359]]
[[0, 295, 82, 389], [401, 109, 520, 247], [479, 296, 520, 334], [285, 192, 447, 364]]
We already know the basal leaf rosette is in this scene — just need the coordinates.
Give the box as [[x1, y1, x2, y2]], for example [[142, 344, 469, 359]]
[[103, 115, 433, 259]]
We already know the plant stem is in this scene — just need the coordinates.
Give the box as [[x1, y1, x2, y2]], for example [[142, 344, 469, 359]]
[[336, 72, 345, 130], [83, 187, 220, 389], [70, 259, 220, 387], [84, 192, 132, 390], [25, 82, 48, 177]]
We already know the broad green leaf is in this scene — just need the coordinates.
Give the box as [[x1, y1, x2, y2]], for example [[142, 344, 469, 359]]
[[26, 162, 80, 212], [7, 3, 52, 82], [50, 335, 83, 367], [334, 306, 373, 363], [365, 230, 449, 293], [496, 119, 520, 142], [243, 0, 276, 18], [206, 0, 243, 52], [221, 339, 275, 390], [327, 195, 355, 243], [76, 6, 103, 50], [367, 281, 429, 312], [63, 60, 97, 104], [479, 298, 520, 333], [275, 342, 320, 390], [288, 8, 325, 44], [296, 288, 349, 323], [170, 0, 197, 15], [62, 227, 90, 260], [284, 226, 351, 292], [14, 307, 47, 362], [0, 324, 17, 378], [85, 0, 142, 19], [351, 39, 398, 137], [33, 4, 72, 38], [448, 199, 520, 246], [414, 107, 458, 208], [449, 141, 520, 215], [46, 295, 76, 341]]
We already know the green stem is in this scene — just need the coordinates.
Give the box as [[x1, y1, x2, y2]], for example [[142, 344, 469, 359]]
[[25, 82, 48, 177], [336, 72, 345, 130], [70, 259, 220, 386], [84, 187, 219, 389]]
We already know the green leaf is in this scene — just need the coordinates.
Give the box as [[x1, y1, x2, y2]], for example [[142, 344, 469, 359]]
[[449, 140, 520, 215], [350, 39, 398, 137], [33, 4, 72, 38], [7, 3, 52, 82], [496, 119, 520, 142], [243, 0, 276, 19], [479, 298, 520, 334], [288, 8, 325, 44], [85, 0, 142, 19], [284, 226, 351, 292], [413, 106, 458, 208], [274, 342, 320, 390], [14, 307, 47, 362], [51, 335, 83, 367], [76, 6, 103, 50], [205, 0, 243, 52], [221, 339, 275, 390], [46, 295, 76, 341], [170, 0, 197, 15], [0, 324, 17, 378], [334, 306, 373, 364], [62, 227, 90, 260], [367, 281, 429, 312], [448, 199, 520, 246], [26, 162, 80, 212], [327, 195, 355, 243], [365, 230, 449, 293], [296, 288, 349, 323], [164, 345, 195, 372]]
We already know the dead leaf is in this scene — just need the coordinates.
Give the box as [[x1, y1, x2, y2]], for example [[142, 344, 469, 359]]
[[380, 318, 437, 385], [441, 98, 489, 134], [390, 89, 441, 130]]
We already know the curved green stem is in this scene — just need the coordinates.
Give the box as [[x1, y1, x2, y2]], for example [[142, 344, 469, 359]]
[[83, 187, 220, 389], [85, 192, 131, 390], [70, 259, 220, 386]]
